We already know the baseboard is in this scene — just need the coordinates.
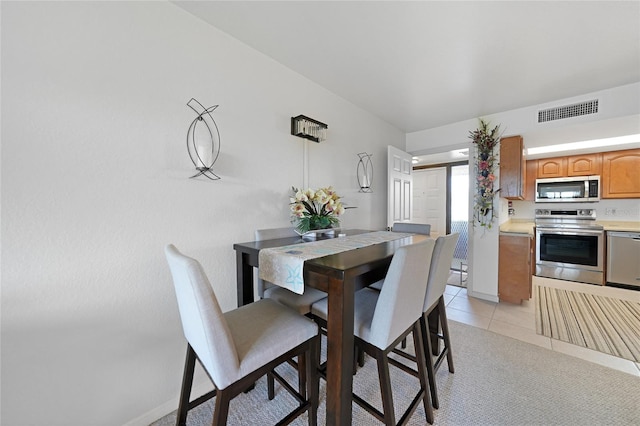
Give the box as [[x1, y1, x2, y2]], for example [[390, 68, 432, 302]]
[[123, 380, 214, 426], [466, 289, 499, 303]]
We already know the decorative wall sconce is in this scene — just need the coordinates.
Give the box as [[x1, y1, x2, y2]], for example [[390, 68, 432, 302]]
[[291, 115, 328, 143], [186, 98, 221, 180], [357, 152, 373, 192]]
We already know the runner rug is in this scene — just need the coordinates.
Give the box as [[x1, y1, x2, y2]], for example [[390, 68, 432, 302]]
[[535, 285, 640, 362]]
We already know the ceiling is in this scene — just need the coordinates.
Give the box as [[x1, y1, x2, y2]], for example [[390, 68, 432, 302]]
[[173, 0, 639, 135]]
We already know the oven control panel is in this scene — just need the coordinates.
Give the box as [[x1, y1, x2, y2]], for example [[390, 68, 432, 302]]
[[535, 209, 596, 220]]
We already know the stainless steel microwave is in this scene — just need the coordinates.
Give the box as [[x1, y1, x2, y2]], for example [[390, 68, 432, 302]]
[[535, 176, 600, 203]]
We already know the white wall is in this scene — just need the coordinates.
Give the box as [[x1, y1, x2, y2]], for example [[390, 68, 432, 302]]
[[0, 2, 404, 425]]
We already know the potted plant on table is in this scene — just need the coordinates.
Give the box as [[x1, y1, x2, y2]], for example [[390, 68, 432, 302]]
[[290, 186, 345, 236]]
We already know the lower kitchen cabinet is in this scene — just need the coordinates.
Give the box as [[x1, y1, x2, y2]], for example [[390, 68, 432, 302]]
[[498, 233, 533, 304]]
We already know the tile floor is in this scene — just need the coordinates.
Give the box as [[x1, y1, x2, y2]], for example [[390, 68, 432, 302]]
[[444, 275, 640, 377]]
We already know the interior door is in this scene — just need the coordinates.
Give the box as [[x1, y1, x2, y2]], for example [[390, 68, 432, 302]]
[[387, 146, 413, 229], [413, 168, 446, 236]]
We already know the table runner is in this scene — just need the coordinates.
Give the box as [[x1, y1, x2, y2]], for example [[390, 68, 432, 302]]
[[258, 231, 412, 294]]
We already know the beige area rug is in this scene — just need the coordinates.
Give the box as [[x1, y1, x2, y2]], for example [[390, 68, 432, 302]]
[[535, 285, 640, 362]]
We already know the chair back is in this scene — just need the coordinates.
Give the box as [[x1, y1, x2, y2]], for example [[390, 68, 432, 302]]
[[369, 239, 436, 349], [392, 222, 431, 235], [255, 228, 299, 297], [423, 233, 459, 312], [165, 244, 240, 389]]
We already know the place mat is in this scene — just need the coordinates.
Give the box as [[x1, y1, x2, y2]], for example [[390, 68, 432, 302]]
[[535, 285, 640, 362], [259, 231, 412, 294]]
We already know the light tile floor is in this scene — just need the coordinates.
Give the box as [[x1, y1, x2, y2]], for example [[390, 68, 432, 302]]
[[444, 275, 640, 377]]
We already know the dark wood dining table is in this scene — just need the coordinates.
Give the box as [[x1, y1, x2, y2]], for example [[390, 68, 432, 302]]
[[233, 229, 431, 425]]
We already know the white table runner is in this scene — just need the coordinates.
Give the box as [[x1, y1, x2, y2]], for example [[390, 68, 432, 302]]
[[258, 231, 412, 294]]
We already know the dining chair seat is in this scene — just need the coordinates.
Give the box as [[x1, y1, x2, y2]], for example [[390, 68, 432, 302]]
[[165, 244, 320, 426], [311, 240, 437, 425], [263, 285, 329, 315]]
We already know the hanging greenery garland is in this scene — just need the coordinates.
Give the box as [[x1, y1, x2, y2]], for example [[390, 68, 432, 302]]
[[469, 119, 501, 229]]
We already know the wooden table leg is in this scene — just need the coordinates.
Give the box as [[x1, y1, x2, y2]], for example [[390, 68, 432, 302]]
[[325, 275, 354, 426], [236, 251, 254, 307]]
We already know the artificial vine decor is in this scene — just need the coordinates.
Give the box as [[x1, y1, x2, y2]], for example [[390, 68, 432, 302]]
[[469, 118, 501, 229]]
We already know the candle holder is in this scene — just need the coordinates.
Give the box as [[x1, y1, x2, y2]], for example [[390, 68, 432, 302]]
[[186, 98, 221, 180], [357, 152, 373, 193]]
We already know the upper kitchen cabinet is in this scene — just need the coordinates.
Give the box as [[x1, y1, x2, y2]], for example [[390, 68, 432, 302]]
[[537, 157, 567, 178], [602, 148, 640, 198], [499, 135, 526, 200], [567, 153, 602, 176]]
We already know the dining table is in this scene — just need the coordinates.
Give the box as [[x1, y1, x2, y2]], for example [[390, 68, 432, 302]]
[[233, 228, 431, 425]]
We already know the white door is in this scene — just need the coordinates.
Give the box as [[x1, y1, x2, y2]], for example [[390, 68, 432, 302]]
[[413, 168, 446, 236], [387, 146, 413, 229]]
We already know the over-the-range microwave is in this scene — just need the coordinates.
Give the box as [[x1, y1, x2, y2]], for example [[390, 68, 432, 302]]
[[535, 176, 600, 203]]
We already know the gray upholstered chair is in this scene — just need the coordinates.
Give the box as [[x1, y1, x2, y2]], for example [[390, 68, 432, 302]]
[[388, 233, 459, 410], [256, 228, 328, 315], [420, 232, 458, 409], [164, 244, 320, 426], [311, 240, 437, 425], [392, 222, 431, 235]]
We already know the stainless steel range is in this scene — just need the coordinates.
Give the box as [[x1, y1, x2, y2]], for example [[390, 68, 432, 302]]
[[535, 208, 604, 285]]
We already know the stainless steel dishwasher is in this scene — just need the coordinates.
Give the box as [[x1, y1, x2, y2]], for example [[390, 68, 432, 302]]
[[606, 231, 640, 289]]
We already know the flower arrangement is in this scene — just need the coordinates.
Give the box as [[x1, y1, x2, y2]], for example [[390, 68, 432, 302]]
[[290, 186, 345, 234], [469, 119, 501, 229]]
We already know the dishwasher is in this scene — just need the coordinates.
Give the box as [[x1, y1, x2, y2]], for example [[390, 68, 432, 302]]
[[606, 231, 640, 289]]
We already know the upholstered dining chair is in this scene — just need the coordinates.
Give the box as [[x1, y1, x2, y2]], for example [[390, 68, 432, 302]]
[[311, 240, 437, 425], [389, 233, 459, 411], [164, 244, 320, 426], [420, 232, 458, 409], [392, 221, 431, 235]]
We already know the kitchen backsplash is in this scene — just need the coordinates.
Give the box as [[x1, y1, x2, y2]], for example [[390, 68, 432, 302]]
[[508, 198, 640, 222]]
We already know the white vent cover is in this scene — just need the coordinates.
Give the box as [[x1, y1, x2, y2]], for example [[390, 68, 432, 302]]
[[538, 99, 599, 123]]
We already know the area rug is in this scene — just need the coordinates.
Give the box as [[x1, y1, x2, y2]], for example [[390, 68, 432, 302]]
[[535, 285, 640, 362]]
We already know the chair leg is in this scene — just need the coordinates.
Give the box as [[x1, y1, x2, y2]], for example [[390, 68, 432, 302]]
[[267, 372, 275, 400], [212, 389, 231, 426], [375, 351, 396, 426], [297, 353, 307, 400], [438, 297, 455, 373], [307, 335, 320, 426], [420, 313, 439, 410], [414, 322, 434, 424], [176, 344, 197, 426]]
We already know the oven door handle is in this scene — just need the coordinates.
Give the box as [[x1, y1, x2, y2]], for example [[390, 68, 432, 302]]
[[536, 227, 604, 236]]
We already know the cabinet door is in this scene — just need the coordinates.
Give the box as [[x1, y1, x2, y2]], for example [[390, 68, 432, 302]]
[[524, 160, 537, 201], [602, 148, 640, 198], [498, 234, 532, 304], [567, 153, 601, 176], [499, 135, 525, 199], [537, 157, 567, 178]]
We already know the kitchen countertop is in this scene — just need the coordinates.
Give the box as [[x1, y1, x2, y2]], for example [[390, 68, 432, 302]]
[[499, 219, 640, 234]]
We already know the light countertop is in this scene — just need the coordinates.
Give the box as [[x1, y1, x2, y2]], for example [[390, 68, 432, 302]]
[[499, 219, 640, 234]]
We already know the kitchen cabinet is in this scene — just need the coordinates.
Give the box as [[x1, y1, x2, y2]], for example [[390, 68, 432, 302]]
[[601, 148, 640, 198], [498, 233, 533, 304], [567, 153, 601, 176], [537, 157, 567, 178], [499, 135, 525, 200], [524, 160, 537, 201]]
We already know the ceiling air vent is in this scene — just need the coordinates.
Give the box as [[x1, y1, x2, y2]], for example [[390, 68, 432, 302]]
[[538, 99, 599, 123]]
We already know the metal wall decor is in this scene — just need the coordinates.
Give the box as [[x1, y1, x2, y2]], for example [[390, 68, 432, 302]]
[[291, 115, 327, 143], [186, 98, 221, 180], [356, 152, 373, 192]]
